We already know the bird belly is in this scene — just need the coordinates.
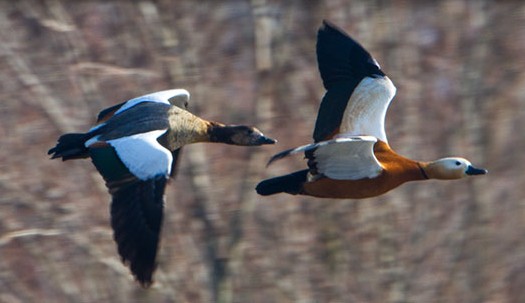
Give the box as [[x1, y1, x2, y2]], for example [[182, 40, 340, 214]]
[[302, 173, 400, 199]]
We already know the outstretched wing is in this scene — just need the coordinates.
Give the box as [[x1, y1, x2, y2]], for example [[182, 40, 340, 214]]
[[313, 20, 396, 143], [268, 136, 382, 180], [96, 88, 190, 124], [88, 129, 172, 287]]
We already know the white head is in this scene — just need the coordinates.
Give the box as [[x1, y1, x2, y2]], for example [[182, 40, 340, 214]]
[[424, 157, 487, 180]]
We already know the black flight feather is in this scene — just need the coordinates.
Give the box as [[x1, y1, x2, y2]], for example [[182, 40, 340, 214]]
[[89, 145, 166, 287], [313, 20, 386, 143]]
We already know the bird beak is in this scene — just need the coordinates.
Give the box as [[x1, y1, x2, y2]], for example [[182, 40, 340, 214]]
[[254, 134, 277, 145], [465, 165, 488, 175]]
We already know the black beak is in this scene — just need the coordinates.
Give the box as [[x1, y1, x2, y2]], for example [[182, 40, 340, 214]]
[[254, 134, 277, 145], [466, 165, 488, 175]]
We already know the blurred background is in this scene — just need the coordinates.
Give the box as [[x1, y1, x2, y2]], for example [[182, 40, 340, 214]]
[[1, 0, 524, 302]]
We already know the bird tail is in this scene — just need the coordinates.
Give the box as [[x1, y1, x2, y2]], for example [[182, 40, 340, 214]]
[[256, 169, 308, 196], [48, 133, 90, 161]]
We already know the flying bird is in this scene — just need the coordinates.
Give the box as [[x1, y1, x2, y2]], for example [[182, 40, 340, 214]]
[[49, 89, 276, 286], [256, 20, 486, 199]]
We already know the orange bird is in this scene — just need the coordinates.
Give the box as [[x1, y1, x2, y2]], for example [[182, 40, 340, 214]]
[[256, 21, 487, 199]]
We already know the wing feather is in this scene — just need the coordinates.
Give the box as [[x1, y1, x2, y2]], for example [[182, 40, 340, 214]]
[[115, 89, 189, 116], [337, 76, 396, 142], [109, 175, 166, 287], [268, 136, 382, 181], [313, 20, 396, 143], [105, 130, 173, 180], [88, 129, 173, 286], [312, 137, 382, 180], [93, 89, 190, 127]]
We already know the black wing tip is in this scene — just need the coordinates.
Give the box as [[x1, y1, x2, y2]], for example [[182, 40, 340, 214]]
[[109, 176, 166, 288], [120, 255, 156, 287], [116, 240, 158, 288], [96, 101, 126, 122], [114, 231, 159, 288], [266, 148, 297, 166], [267, 153, 286, 167], [139, 280, 154, 288], [320, 20, 342, 33], [267, 143, 321, 167], [320, 19, 331, 31], [318, 20, 354, 42], [134, 266, 156, 288], [316, 20, 385, 86]]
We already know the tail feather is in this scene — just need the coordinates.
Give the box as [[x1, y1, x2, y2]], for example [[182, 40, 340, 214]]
[[48, 133, 90, 161], [256, 169, 308, 196]]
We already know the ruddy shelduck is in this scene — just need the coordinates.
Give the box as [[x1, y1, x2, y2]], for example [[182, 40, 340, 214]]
[[49, 89, 276, 286], [256, 21, 487, 199]]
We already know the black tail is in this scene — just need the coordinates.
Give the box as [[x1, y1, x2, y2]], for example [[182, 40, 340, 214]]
[[48, 133, 90, 161], [256, 169, 308, 196]]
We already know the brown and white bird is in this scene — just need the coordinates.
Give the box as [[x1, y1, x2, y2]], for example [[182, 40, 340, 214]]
[[256, 21, 486, 199], [49, 89, 276, 286]]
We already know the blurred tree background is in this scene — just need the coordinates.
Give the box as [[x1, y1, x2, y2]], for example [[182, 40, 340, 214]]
[[0, 0, 524, 302]]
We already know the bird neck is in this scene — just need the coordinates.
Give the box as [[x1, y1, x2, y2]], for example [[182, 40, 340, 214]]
[[166, 107, 211, 149], [417, 162, 430, 179], [374, 141, 430, 182]]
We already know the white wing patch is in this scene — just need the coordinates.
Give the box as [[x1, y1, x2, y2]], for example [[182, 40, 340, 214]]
[[107, 129, 173, 180], [339, 76, 396, 142], [313, 137, 383, 180], [115, 88, 190, 116], [267, 136, 383, 181]]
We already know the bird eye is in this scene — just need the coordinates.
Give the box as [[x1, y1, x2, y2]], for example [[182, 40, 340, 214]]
[[455, 161, 461, 166]]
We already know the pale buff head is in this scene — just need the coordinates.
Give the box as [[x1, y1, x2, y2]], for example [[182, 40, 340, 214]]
[[422, 157, 487, 180]]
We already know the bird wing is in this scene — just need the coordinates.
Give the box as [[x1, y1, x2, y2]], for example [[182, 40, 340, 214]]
[[268, 136, 382, 180], [87, 101, 172, 144], [313, 20, 396, 143], [88, 129, 173, 287], [95, 89, 190, 124]]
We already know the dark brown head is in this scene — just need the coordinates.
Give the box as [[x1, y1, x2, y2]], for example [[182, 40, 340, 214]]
[[209, 125, 276, 146]]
